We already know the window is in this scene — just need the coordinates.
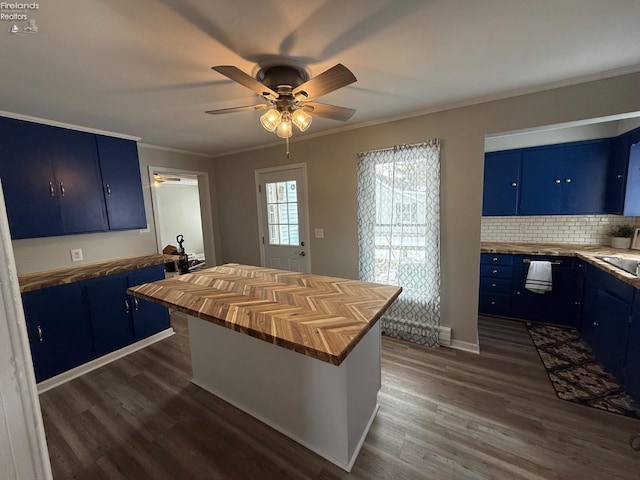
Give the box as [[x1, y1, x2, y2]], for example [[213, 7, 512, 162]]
[[357, 140, 441, 347], [265, 180, 299, 246]]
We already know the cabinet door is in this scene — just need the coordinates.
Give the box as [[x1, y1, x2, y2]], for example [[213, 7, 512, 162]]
[[560, 141, 609, 214], [22, 283, 96, 382], [482, 152, 521, 216], [520, 148, 564, 215], [128, 266, 170, 340], [520, 141, 608, 215], [0, 117, 63, 238], [96, 135, 146, 230], [624, 309, 640, 402], [623, 141, 640, 216], [606, 134, 629, 214], [50, 128, 108, 234], [581, 280, 631, 382], [86, 274, 135, 357]]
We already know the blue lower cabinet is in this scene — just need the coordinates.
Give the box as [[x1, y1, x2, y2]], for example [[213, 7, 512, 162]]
[[128, 266, 170, 341], [479, 254, 514, 317], [479, 254, 579, 327], [22, 265, 169, 382], [580, 265, 634, 382], [22, 282, 96, 382], [624, 308, 640, 402], [86, 274, 135, 357]]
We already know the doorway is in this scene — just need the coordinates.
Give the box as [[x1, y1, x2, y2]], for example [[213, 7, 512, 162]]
[[255, 164, 310, 273], [148, 166, 216, 268]]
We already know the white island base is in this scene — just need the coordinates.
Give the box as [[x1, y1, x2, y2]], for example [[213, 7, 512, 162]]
[[188, 316, 382, 472]]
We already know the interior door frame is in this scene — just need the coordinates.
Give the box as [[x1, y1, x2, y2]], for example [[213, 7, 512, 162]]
[[255, 163, 311, 270], [147, 166, 217, 267]]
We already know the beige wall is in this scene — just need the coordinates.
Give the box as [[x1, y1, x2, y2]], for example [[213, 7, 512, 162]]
[[212, 72, 640, 349], [12, 145, 217, 274]]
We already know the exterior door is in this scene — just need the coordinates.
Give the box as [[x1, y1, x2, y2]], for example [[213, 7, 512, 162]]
[[256, 164, 310, 273]]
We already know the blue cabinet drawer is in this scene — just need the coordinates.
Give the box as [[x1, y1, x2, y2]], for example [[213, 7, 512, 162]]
[[480, 253, 513, 266], [480, 277, 511, 294], [480, 264, 513, 279], [479, 293, 512, 317]]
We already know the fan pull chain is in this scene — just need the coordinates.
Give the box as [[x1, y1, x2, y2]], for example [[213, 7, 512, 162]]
[[285, 136, 290, 159]]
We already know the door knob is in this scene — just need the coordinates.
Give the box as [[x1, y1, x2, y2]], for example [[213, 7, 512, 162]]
[[294, 251, 306, 256]]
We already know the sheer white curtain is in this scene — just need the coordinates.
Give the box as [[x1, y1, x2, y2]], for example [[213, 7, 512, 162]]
[[357, 140, 441, 347]]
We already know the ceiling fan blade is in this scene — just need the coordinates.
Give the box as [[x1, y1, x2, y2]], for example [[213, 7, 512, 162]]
[[303, 102, 356, 121], [292, 64, 356, 100], [205, 104, 269, 115], [212, 65, 278, 99]]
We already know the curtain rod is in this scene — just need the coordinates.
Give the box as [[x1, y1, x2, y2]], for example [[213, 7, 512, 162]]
[[357, 139, 440, 156]]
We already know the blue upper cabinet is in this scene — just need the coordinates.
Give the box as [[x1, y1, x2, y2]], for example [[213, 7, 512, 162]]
[[520, 140, 609, 215], [482, 151, 521, 216], [49, 127, 108, 234], [96, 135, 146, 230], [0, 117, 64, 238], [605, 127, 640, 216], [623, 139, 640, 216], [0, 116, 146, 239]]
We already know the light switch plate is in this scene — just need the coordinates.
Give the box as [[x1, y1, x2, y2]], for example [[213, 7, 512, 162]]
[[314, 228, 324, 238], [70, 248, 83, 262]]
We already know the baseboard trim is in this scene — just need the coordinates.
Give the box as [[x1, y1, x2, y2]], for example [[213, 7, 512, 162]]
[[447, 339, 480, 354], [36, 328, 175, 394]]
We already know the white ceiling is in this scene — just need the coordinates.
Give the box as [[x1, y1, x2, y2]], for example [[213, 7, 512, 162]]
[[1, 0, 639, 157]]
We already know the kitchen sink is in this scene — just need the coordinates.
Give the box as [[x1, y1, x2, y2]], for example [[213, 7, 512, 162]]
[[597, 256, 640, 276]]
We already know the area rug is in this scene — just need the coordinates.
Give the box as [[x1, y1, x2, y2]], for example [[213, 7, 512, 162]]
[[526, 322, 640, 419]]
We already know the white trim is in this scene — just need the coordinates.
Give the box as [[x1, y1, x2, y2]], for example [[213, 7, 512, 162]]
[[0, 110, 140, 140], [147, 166, 217, 268], [138, 143, 216, 158], [36, 328, 175, 394], [255, 163, 311, 272], [0, 180, 53, 479], [447, 339, 480, 354]]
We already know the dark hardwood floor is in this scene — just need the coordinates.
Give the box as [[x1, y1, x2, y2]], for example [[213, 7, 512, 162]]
[[40, 314, 640, 479]]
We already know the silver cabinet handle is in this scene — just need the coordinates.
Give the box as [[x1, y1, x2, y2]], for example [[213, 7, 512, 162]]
[[617, 174, 624, 179], [134, 298, 139, 311], [492, 257, 498, 261], [49, 182, 55, 196], [492, 269, 498, 274], [565, 178, 571, 183], [491, 283, 496, 287], [554, 179, 561, 184], [37, 325, 43, 341], [106, 184, 111, 196], [60, 183, 65, 196], [125, 299, 130, 314], [511, 182, 517, 187]]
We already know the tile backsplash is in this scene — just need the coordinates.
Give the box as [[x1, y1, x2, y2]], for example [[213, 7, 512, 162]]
[[481, 215, 640, 245]]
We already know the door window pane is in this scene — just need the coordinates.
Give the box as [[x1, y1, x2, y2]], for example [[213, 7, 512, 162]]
[[266, 180, 299, 245]]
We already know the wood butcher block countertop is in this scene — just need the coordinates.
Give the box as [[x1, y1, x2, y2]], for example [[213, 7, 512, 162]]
[[481, 241, 640, 289], [128, 263, 402, 366], [19, 253, 177, 293]]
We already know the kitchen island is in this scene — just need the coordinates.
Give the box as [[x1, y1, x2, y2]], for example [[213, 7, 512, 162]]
[[128, 263, 401, 471]]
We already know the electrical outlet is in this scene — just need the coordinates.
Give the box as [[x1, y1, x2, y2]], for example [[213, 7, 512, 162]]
[[314, 228, 324, 238], [70, 248, 83, 262]]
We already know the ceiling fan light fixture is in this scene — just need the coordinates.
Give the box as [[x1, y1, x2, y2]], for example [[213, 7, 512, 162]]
[[276, 113, 293, 138], [291, 109, 312, 131], [260, 108, 281, 132]]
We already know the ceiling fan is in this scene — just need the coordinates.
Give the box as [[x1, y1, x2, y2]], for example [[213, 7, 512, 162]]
[[205, 63, 357, 139]]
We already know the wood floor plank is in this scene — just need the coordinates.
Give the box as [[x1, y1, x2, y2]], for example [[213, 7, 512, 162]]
[[39, 314, 640, 479]]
